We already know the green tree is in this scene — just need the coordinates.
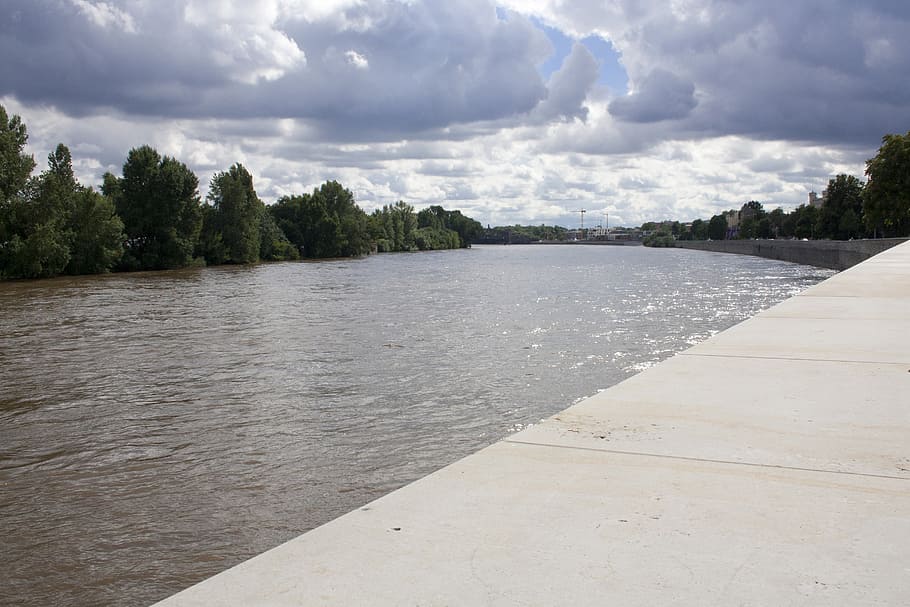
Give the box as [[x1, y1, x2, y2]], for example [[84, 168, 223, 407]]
[[741, 200, 766, 219], [269, 181, 371, 259], [205, 164, 262, 264], [258, 209, 299, 261], [372, 201, 418, 251], [417, 205, 482, 248], [104, 145, 202, 270], [780, 209, 798, 238], [818, 174, 864, 239], [838, 208, 863, 241], [864, 132, 910, 237], [707, 214, 727, 240], [2, 145, 76, 278], [738, 217, 757, 239], [417, 206, 447, 231], [690, 218, 708, 240], [0, 105, 37, 272], [269, 195, 306, 255], [0, 105, 35, 204], [196, 204, 226, 265], [768, 207, 786, 238], [794, 204, 819, 239], [2, 142, 123, 278], [66, 188, 124, 275]]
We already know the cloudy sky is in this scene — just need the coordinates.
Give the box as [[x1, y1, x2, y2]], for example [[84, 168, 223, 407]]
[[2, 0, 909, 227]]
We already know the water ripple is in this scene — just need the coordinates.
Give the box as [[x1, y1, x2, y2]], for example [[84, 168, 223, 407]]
[[0, 246, 833, 606]]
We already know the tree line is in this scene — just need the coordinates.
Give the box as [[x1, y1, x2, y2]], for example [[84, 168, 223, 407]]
[[0, 105, 482, 280], [475, 224, 569, 244], [644, 131, 910, 245]]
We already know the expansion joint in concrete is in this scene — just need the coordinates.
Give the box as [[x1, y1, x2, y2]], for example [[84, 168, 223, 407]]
[[679, 352, 905, 366], [502, 438, 910, 483]]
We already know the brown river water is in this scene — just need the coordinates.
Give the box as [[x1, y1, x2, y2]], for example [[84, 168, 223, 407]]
[[0, 245, 834, 606]]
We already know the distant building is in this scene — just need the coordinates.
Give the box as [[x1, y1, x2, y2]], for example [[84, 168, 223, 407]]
[[808, 191, 823, 208], [608, 228, 639, 241], [587, 225, 609, 239]]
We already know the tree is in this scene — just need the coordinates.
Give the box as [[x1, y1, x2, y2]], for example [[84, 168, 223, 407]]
[[768, 207, 786, 238], [740, 200, 766, 220], [258, 209, 299, 261], [372, 201, 418, 252], [817, 174, 864, 239], [269, 181, 371, 259], [794, 204, 819, 239], [66, 188, 124, 275], [864, 132, 910, 237], [2, 145, 76, 278], [780, 209, 798, 238], [0, 105, 35, 204], [707, 214, 727, 240], [2, 142, 123, 278], [104, 145, 202, 270], [416, 205, 482, 248], [0, 105, 36, 272], [205, 164, 262, 264], [689, 218, 708, 240], [738, 217, 757, 239]]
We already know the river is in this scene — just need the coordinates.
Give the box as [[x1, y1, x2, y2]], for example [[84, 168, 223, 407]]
[[0, 244, 834, 606]]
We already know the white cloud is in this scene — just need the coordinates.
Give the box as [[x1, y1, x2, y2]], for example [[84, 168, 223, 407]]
[[183, 0, 306, 83], [532, 43, 599, 123], [69, 0, 136, 33], [344, 50, 369, 70]]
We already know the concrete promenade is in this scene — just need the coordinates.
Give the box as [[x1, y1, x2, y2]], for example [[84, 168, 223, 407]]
[[154, 242, 910, 606]]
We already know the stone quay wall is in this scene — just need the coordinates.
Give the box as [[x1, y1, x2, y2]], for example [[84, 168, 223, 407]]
[[673, 237, 908, 270]]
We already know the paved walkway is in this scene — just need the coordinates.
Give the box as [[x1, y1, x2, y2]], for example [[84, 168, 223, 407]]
[[154, 241, 910, 606]]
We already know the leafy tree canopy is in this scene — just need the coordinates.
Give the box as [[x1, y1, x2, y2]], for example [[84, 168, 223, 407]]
[[864, 132, 910, 237], [1, 139, 124, 279], [204, 164, 263, 264], [818, 174, 864, 239], [0, 104, 35, 204], [104, 145, 202, 270]]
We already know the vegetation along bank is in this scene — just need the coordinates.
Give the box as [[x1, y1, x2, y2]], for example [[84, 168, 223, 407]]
[[0, 104, 483, 280]]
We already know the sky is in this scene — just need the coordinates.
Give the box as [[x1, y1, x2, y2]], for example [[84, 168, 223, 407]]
[[2, 0, 909, 228]]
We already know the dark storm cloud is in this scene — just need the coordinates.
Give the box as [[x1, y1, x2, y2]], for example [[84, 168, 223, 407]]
[[633, 0, 910, 146], [0, 0, 554, 137], [0, 1, 232, 116]]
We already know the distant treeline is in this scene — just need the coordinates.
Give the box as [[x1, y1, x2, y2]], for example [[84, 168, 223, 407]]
[[475, 224, 569, 244], [643, 131, 910, 247], [0, 105, 482, 280]]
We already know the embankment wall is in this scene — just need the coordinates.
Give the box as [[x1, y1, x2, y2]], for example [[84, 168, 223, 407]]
[[674, 238, 908, 270]]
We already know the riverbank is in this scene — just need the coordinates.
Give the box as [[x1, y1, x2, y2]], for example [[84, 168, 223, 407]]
[[674, 237, 908, 270], [152, 243, 910, 605]]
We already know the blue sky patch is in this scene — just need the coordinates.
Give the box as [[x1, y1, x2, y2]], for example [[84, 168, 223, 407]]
[[531, 17, 628, 94]]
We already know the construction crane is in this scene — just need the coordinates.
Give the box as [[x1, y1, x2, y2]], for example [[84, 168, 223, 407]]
[[577, 208, 586, 234]]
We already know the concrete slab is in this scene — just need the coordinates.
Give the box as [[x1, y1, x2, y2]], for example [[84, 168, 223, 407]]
[[803, 268, 910, 298], [152, 240, 910, 606], [759, 295, 907, 321], [156, 442, 910, 607], [685, 316, 909, 364], [511, 355, 910, 478], [801, 245, 910, 298]]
